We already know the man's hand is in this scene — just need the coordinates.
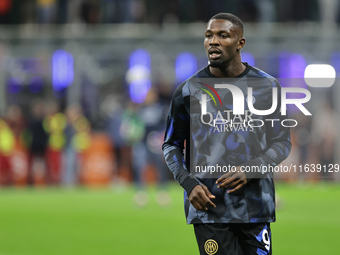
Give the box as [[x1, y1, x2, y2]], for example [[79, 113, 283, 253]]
[[216, 166, 248, 193], [188, 184, 216, 211]]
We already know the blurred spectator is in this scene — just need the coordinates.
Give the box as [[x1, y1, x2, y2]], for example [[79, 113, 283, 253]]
[[337, 1, 340, 24], [119, 101, 145, 146], [257, 0, 276, 22], [0, 116, 15, 186], [20, 0, 36, 24], [186, 0, 221, 23], [294, 114, 311, 166], [25, 101, 49, 186], [291, 112, 312, 180], [144, 0, 161, 23], [67, 0, 83, 23], [101, 0, 115, 23], [311, 100, 339, 179], [80, 0, 101, 24], [0, 105, 27, 186], [56, 0, 68, 23], [177, 0, 196, 23], [319, 0, 339, 26], [276, 0, 320, 22], [36, 0, 57, 24], [107, 96, 126, 182], [5, 104, 26, 139], [44, 101, 66, 185], [62, 104, 91, 186], [129, 0, 146, 23], [0, 0, 12, 24], [62, 104, 79, 186], [239, 0, 259, 22], [293, 0, 320, 22], [104, 0, 146, 23], [4, 105, 29, 186], [131, 89, 171, 207]]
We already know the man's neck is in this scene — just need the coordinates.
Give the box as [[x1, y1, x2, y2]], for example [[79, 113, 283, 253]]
[[209, 60, 246, 78]]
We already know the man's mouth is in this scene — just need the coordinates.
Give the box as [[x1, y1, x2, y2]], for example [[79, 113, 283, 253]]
[[209, 53, 221, 60], [208, 48, 222, 60]]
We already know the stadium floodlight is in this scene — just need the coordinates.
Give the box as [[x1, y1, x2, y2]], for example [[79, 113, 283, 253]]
[[127, 49, 151, 103], [304, 64, 336, 87], [52, 50, 74, 91]]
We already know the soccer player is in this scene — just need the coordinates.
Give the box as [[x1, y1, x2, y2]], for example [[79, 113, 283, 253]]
[[162, 13, 291, 255]]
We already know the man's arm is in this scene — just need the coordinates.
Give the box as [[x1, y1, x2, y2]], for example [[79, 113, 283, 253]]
[[162, 84, 215, 210], [162, 84, 198, 194]]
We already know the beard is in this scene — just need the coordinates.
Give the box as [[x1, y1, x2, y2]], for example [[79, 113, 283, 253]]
[[209, 59, 225, 68]]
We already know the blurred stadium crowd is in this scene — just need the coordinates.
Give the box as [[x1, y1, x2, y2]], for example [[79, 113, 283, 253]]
[[0, 0, 339, 24], [0, 101, 90, 186], [0, 88, 174, 189]]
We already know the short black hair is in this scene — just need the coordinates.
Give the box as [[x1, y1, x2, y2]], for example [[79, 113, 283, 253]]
[[210, 13, 244, 33]]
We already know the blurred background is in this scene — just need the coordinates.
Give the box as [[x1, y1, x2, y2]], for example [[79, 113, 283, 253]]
[[0, 0, 340, 255]]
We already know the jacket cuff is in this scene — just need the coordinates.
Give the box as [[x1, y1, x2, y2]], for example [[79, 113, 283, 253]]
[[181, 176, 200, 196]]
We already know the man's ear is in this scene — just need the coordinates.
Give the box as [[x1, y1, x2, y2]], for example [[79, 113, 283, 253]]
[[237, 37, 246, 51]]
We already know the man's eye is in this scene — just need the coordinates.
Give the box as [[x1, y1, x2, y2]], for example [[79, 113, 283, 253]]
[[205, 34, 211, 38], [220, 34, 228, 38]]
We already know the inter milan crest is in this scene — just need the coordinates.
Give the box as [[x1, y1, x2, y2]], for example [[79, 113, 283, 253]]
[[204, 239, 218, 255]]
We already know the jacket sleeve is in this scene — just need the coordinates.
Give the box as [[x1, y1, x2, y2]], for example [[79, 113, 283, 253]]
[[162, 83, 200, 195]]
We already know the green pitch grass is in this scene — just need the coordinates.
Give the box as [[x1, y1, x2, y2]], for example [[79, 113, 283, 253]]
[[0, 182, 339, 255]]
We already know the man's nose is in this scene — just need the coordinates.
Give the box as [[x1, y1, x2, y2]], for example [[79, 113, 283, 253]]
[[209, 35, 220, 45]]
